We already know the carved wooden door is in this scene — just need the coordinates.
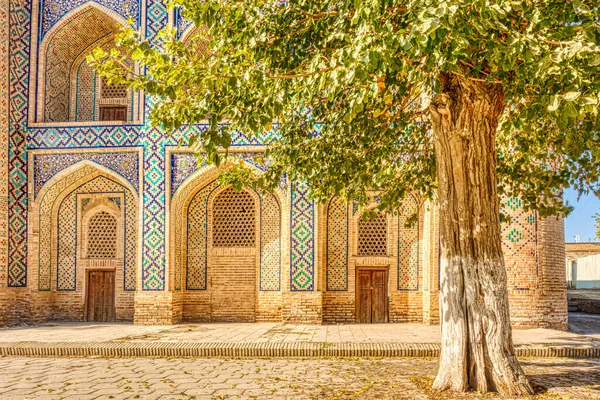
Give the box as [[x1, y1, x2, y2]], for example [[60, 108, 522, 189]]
[[86, 270, 116, 322], [357, 269, 388, 323]]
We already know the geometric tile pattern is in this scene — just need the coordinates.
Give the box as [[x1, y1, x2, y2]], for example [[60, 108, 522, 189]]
[[357, 212, 387, 256], [74, 60, 97, 122], [56, 190, 78, 290], [7, 0, 33, 288], [212, 187, 256, 248], [33, 152, 140, 197], [170, 151, 285, 196], [500, 196, 538, 290], [326, 196, 348, 291], [41, 0, 140, 39], [398, 196, 419, 291], [290, 181, 314, 291], [186, 180, 219, 290], [260, 191, 281, 291], [0, 0, 9, 287]]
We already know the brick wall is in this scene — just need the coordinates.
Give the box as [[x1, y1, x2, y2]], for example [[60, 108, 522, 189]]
[[134, 291, 180, 325], [282, 292, 322, 323]]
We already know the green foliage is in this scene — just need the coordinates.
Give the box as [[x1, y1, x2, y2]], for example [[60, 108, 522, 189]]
[[88, 0, 600, 215], [595, 212, 600, 240]]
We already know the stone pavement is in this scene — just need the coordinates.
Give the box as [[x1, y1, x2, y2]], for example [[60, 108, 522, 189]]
[[0, 321, 596, 345], [0, 357, 599, 399], [1, 320, 599, 358]]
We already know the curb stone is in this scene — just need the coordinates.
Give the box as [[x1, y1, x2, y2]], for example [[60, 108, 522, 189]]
[[0, 342, 599, 358]]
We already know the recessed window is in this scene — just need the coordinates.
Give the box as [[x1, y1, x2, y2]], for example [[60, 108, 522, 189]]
[[37, 6, 137, 123]]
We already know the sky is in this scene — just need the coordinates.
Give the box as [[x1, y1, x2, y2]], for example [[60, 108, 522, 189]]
[[564, 188, 600, 243]]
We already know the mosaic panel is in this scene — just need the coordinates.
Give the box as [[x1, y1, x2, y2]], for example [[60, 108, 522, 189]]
[[186, 180, 219, 290], [398, 196, 419, 291], [43, 7, 118, 122], [0, 0, 9, 287], [357, 212, 387, 256], [212, 187, 256, 247], [56, 191, 77, 290], [260, 191, 281, 291], [41, 0, 140, 39], [174, 6, 193, 38], [34, 152, 140, 197], [74, 60, 96, 121], [501, 196, 538, 290], [7, 0, 32, 288], [28, 126, 141, 149], [171, 152, 206, 195], [290, 181, 314, 291], [326, 196, 348, 292], [170, 151, 285, 196]]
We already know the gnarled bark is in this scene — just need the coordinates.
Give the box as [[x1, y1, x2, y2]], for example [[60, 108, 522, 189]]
[[429, 73, 534, 395]]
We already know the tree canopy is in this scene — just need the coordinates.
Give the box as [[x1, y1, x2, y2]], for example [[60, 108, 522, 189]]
[[90, 0, 600, 215], [90, 1, 600, 394]]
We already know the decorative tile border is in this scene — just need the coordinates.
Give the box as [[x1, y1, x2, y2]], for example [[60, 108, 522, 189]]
[[290, 181, 315, 291], [33, 151, 140, 197]]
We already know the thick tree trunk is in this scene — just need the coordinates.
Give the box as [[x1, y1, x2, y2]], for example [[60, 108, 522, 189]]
[[429, 73, 534, 395]]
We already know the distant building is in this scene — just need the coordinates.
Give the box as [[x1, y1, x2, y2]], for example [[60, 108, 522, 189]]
[[566, 242, 600, 289]]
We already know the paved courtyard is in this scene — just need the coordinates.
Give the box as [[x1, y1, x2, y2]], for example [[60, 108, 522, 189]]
[[1, 319, 598, 347], [0, 357, 599, 399]]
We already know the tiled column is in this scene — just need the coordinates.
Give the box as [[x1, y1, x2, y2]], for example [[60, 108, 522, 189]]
[[133, 0, 180, 324], [283, 182, 322, 323]]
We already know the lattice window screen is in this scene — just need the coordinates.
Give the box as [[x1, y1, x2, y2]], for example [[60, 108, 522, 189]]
[[357, 213, 387, 256], [87, 211, 118, 258], [101, 76, 127, 98], [212, 187, 256, 247]]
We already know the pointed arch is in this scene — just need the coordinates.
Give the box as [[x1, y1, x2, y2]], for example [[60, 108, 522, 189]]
[[169, 160, 285, 292], [33, 3, 138, 123], [29, 160, 139, 293]]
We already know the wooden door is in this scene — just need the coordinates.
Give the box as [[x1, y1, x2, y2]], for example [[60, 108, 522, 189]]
[[86, 271, 116, 322], [356, 269, 388, 323], [100, 107, 127, 122]]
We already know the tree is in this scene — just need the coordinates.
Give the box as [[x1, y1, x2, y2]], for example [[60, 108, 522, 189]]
[[90, 0, 600, 395], [596, 213, 600, 240]]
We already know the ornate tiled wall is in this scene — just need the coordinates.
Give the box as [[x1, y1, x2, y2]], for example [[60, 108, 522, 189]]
[[326, 196, 348, 291], [259, 191, 281, 291], [398, 196, 419, 291], [501, 196, 538, 290], [0, 0, 9, 288], [290, 182, 315, 291], [2, 1, 566, 327]]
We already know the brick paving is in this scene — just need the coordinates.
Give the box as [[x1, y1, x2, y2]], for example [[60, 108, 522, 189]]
[[1, 322, 597, 346], [0, 357, 599, 399]]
